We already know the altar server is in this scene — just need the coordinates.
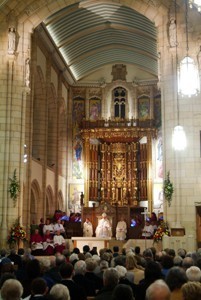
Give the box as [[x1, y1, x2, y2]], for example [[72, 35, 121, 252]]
[[116, 217, 127, 240], [83, 217, 93, 237]]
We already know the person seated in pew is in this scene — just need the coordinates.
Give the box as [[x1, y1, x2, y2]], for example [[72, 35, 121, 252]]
[[43, 218, 54, 236], [53, 230, 66, 254], [43, 229, 55, 255], [30, 228, 44, 256], [54, 219, 67, 238]]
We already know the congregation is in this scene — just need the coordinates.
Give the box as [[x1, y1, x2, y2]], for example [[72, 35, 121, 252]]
[[0, 243, 201, 300]]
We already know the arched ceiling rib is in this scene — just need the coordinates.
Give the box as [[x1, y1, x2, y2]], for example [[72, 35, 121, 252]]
[[43, 2, 158, 81]]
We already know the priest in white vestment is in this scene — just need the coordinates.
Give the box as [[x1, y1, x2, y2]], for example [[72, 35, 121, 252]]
[[116, 217, 127, 240], [95, 213, 112, 238], [83, 218, 93, 237]]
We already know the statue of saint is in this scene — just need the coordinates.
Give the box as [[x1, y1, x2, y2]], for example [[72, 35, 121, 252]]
[[25, 58, 30, 87], [8, 27, 16, 54], [169, 18, 177, 48]]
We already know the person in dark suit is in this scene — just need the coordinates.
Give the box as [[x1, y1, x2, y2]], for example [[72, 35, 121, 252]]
[[59, 262, 86, 300], [73, 260, 97, 296], [95, 268, 119, 300], [7, 248, 22, 270], [29, 277, 48, 300], [84, 258, 103, 291]]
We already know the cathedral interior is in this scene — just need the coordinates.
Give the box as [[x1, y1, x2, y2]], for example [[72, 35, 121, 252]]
[[1, 0, 201, 249]]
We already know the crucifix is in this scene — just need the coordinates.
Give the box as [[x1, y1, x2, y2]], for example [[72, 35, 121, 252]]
[[141, 207, 150, 221], [141, 207, 150, 249]]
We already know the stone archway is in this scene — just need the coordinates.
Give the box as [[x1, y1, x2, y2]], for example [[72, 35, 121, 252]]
[[30, 179, 41, 224]]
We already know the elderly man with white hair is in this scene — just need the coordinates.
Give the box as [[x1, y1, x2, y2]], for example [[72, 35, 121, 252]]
[[95, 213, 112, 238], [1, 279, 23, 300], [95, 268, 119, 300], [145, 279, 171, 300], [186, 266, 201, 282], [73, 260, 97, 297]]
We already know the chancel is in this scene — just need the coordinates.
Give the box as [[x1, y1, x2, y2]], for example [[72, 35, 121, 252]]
[[0, 0, 201, 254]]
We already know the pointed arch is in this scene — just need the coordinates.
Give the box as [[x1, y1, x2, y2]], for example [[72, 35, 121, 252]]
[[32, 66, 46, 160], [47, 83, 57, 168], [30, 179, 41, 224], [57, 190, 64, 211], [46, 185, 54, 216]]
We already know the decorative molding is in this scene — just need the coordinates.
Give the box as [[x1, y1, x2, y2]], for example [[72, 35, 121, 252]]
[[143, 0, 161, 8]]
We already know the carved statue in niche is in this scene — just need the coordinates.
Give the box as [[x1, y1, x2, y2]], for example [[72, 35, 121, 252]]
[[169, 18, 177, 48], [113, 153, 125, 180], [7, 10, 17, 55], [8, 27, 16, 54]]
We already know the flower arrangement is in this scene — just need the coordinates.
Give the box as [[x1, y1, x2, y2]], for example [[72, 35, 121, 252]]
[[8, 169, 20, 207], [7, 217, 27, 245], [153, 221, 170, 243], [163, 171, 174, 207]]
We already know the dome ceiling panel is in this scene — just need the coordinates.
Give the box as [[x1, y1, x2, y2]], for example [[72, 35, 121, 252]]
[[43, 2, 158, 81]]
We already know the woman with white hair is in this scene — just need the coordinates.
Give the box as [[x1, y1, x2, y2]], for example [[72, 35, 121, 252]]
[[49, 284, 70, 300]]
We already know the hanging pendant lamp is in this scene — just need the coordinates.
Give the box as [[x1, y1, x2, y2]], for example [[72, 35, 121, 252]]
[[178, 0, 200, 97]]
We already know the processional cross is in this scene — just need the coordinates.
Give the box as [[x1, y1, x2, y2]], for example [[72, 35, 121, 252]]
[[141, 207, 150, 249]]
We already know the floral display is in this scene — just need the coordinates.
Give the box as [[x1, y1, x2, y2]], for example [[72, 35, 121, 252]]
[[7, 217, 27, 245], [163, 171, 174, 207], [153, 221, 170, 243]]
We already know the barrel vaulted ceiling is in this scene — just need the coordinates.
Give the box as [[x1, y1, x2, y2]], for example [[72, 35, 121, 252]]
[[43, 2, 158, 82]]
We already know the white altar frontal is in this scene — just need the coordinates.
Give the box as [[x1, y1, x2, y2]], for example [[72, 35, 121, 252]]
[[71, 237, 111, 253]]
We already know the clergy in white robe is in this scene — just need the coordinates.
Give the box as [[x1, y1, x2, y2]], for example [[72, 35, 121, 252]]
[[116, 218, 127, 240], [142, 221, 154, 238], [95, 213, 112, 238], [83, 218, 93, 237]]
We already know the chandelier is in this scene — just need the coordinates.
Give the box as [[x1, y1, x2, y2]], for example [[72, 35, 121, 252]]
[[178, 0, 200, 97]]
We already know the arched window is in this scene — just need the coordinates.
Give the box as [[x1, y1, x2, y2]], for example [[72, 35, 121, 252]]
[[113, 87, 126, 119]]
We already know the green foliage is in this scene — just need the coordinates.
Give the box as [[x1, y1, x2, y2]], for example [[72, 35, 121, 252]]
[[8, 169, 20, 207], [163, 171, 174, 207]]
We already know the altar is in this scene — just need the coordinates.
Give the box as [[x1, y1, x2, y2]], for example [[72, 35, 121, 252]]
[[71, 237, 111, 253]]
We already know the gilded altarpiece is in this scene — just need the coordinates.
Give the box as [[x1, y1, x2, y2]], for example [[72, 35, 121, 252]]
[[81, 126, 156, 208]]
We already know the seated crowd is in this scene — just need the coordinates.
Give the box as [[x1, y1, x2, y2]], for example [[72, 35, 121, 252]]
[[1, 244, 201, 300]]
